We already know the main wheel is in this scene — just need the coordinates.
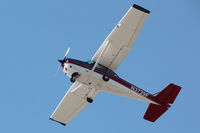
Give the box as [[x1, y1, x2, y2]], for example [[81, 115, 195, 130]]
[[102, 75, 109, 82], [86, 97, 93, 103]]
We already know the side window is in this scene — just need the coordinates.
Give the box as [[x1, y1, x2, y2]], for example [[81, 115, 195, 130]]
[[86, 60, 95, 65]]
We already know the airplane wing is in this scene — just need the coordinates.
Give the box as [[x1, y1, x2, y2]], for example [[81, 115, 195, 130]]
[[92, 5, 150, 71], [50, 82, 98, 125]]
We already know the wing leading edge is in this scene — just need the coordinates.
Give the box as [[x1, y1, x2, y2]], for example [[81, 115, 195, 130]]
[[50, 82, 98, 125], [92, 4, 150, 71]]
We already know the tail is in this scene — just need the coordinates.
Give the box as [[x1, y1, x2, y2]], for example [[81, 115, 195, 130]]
[[143, 83, 181, 122]]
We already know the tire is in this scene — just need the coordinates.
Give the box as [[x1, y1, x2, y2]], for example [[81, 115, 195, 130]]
[[70, 77, 76, 83], [86, 97, 93, 103], [72, 72, 79, 78], [70, 72, 79, 83], [102, 75, 109, 82]]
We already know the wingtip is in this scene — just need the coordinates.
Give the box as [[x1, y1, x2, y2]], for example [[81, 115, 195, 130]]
[[132, 4, 150, 14], [49, 118, 66, 126]]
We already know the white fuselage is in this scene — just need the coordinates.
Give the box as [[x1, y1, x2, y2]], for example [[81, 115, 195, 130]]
[[63, 62, 157, 104]]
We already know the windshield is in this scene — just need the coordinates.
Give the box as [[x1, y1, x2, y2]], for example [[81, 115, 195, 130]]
[[86, 60, 95, 65], [85, 60, 118, 77]]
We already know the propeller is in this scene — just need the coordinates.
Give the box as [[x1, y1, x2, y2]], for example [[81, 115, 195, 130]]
[[63, 47, 70, 59], [56, 47, 70, 73]]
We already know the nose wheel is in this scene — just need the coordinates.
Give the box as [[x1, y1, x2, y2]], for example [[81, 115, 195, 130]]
[[70, 77, 76, 83], [70, 72, 80, 83]]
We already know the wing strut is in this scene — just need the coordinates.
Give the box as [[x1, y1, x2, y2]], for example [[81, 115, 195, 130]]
[[82, 40, 110, 87], [91, 40, 110, 72], [85, 40, 110, 82], [71, 84, 82, 93]]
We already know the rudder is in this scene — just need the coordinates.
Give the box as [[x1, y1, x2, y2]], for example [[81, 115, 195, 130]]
[[154, 83, 181, 104]]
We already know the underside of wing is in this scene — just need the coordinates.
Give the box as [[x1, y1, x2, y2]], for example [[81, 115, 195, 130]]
[[50, 82, 98, 125], [92, 4, 150, 71]]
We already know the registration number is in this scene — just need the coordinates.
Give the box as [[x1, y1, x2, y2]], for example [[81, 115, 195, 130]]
[[130, 85, 149, 97]]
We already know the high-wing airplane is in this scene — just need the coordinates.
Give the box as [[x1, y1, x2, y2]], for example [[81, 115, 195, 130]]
[[50, 4, 181, 125]]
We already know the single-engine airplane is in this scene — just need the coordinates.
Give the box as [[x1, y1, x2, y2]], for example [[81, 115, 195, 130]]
[[50, 4, 181, 125]]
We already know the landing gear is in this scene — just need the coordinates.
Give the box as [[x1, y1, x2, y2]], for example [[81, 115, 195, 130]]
[[70, 77, 76, 83], [102, 75, 109, 82], [86, 97, 93, 103], [70, 72, 80, 83]]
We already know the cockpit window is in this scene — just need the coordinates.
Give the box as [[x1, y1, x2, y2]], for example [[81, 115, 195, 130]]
[[86, 60, 95, 65], [97, 63, 118, 77], [85, 59, 118, 77]]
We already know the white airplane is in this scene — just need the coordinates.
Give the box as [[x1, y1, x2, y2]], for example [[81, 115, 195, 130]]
[[50, 4, 181, 125]]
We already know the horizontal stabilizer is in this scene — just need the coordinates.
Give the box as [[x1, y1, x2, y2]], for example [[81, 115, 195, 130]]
[[143, 104, 168, 122]]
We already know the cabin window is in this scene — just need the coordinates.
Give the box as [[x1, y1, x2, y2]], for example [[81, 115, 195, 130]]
[[85, 59, 118, 77], [86, 60, 95, 65], [96, 63, 118, 77]]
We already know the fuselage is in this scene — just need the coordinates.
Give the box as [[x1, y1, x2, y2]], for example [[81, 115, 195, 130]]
[[62, 58, 158, 104]]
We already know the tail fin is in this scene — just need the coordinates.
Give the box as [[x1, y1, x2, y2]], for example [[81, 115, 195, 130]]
[[144, 83, 181, 122], [154, 83, 182, 104]]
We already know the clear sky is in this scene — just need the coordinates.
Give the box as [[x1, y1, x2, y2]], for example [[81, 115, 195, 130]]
[[0, 0, 200, 132]]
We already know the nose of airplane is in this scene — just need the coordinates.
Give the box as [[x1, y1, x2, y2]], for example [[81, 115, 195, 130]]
[[58, 59, 66, 65]]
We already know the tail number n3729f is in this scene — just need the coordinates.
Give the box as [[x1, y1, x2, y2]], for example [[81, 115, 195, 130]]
[[131, 85, 149, 97]]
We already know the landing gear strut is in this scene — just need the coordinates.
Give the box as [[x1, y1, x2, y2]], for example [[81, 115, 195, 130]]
[[70, 72, 80, 83], [86, 97, 93, 103]]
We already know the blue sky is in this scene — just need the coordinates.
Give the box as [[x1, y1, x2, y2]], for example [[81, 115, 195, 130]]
[[0, 0, 200, 132]]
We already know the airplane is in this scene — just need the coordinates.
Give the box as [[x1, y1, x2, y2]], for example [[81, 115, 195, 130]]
[[50, 4, 181, 125]]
